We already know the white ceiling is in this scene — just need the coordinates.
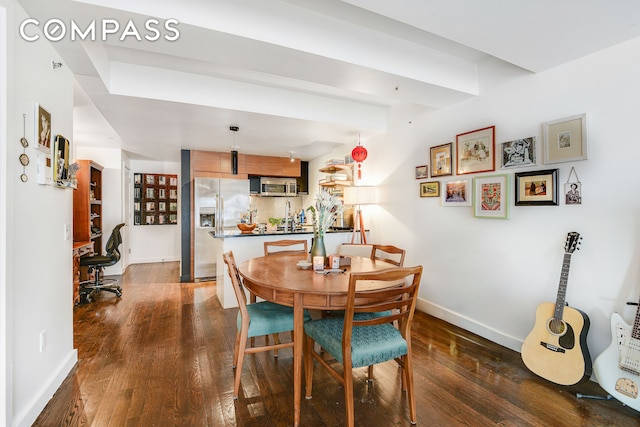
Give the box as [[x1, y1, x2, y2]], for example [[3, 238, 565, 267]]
[[17, 0, 640, 162]]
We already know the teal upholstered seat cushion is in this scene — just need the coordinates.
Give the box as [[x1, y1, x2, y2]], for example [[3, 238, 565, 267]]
[[238, 301, 311, 338], [304, 317, 407, 368]]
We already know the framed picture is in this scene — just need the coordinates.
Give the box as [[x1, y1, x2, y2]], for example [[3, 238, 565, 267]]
[[565, 182, 582, 205], [53, 134, 70, 187], [456, 126, 495, 175], [442, 179, 471, 206], [430, 143, 453, 177], [473, 174, 510, 219], [415, 165, 428, 179], [420, 181, 440, 198], [36, 104, 52, 153], [543, 114, 588, 164], [500, 137, 536, 169], [514, 169, 559, 206]]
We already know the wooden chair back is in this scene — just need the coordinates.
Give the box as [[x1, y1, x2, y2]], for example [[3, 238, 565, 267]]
[[370, 244, 406, 267], [264, 239, 308, 256], [345, 266, 422, 340], [223, 251, 249, 314]]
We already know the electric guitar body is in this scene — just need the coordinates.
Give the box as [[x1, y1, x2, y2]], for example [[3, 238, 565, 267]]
[[521, 232, 592, 386], [593, 309, 640, 411]]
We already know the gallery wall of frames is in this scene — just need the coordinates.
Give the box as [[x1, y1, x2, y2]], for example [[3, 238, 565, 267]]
[[416, 114, 587, 219], [133, 173, 179, 225]]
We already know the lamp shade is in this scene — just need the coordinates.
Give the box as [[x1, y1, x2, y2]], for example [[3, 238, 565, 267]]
[[343, 186, 375, 205]]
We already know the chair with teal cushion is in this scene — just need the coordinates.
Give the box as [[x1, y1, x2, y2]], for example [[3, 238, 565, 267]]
[[304, 266, 423, 427], [223, 251, 311, 399]]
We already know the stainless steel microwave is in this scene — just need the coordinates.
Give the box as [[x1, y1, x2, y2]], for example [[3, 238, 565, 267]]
[[259, 177, 297, 196]]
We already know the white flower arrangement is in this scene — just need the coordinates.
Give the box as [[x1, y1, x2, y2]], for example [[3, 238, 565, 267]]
[[307, 189, 345, 238]]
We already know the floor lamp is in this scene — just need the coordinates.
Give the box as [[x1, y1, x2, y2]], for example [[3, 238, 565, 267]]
[[343, 186, 375, 244]]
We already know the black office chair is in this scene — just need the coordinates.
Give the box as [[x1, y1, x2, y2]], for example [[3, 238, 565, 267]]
[[80, 223, 125, 302]]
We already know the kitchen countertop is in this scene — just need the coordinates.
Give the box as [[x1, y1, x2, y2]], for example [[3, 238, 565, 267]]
[[210, 227, 354, 238]]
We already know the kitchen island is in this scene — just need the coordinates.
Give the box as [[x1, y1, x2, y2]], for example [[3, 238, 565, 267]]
[[212, 228, 360, 308]]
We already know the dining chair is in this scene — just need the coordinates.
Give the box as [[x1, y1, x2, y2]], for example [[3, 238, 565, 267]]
[[337, 243, 373, 258], [264, 239, 308, 256], [223, 251, 311, 398], [370, 244, 406, 267], [304, 266, 423, 427]]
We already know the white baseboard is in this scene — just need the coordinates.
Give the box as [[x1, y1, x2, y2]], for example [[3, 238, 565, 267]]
[[128, 256, 180, 265], [15, 349, 78, 427], [416, 298, 523, 353]]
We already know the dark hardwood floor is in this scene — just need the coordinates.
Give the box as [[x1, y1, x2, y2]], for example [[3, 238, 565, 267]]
[[33, 262, 639, 426]]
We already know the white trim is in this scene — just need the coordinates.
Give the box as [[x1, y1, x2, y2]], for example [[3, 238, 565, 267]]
[[0, 5, 10, 426], [13, 351, 77, 427], [416, 298, 523, 352]]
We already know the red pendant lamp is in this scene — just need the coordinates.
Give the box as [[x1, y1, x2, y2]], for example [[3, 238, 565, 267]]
[[351, 135, 367, 180]]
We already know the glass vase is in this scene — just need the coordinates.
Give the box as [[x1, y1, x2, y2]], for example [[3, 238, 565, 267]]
[[310, 232, 326, 264]]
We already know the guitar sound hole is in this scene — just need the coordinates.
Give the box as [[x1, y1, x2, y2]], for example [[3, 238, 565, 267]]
[[547, 318, 566, 335]]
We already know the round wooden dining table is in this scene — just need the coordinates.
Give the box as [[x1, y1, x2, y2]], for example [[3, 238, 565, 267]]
[[237, 254, 399, 427]]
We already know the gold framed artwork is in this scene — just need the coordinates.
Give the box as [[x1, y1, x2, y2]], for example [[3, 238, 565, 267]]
[[430, 143, 453, 177], [419, 181, 440, 198], [542, 114, 588, 164], [415, 165, 428, 179], [53, 134, 71, 188], [456, 126, 495, 175]]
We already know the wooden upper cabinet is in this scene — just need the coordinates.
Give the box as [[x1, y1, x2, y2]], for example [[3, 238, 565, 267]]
[[220, 152, 246, 174], [245, 155, 263, 175], [191, 150, 300, 177], [192, 150, 221, 173], [261, 156, 301, 177]]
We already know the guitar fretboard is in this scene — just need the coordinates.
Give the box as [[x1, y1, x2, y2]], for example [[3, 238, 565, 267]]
[[553, 252, 572, 321], [633, 297, 640, 340]]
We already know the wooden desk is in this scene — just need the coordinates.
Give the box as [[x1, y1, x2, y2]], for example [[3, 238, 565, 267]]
[[238, 254, 397, 426], [73, 241, 94, 305]]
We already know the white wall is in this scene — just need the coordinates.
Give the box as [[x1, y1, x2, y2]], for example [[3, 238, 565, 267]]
[[362, 38, 640, 356], [2, 1, 77, 426]]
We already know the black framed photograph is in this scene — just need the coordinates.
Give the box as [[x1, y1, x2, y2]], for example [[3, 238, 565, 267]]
[[430, 143, 453, 177], [415, 165, 428, 179], [514, 169, 559, 206], [420, 181, 440, 198], [543, 113, 588, 164], [456, 126, 495, 175]]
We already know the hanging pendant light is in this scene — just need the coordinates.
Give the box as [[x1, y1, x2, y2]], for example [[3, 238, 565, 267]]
[[229, 125, 239, 175], [351, 134, 368, 180]]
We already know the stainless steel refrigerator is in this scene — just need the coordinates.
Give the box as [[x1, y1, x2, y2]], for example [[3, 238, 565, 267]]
[[194, 178, 250, 279]]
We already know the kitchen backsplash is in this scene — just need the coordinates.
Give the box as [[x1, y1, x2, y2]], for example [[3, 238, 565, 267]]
[[249, 196, 307, 225]]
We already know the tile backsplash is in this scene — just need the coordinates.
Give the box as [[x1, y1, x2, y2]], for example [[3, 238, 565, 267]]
[[250, 196, 306, 225]]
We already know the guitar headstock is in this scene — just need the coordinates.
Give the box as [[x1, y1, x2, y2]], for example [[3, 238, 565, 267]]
[[565, 231, 582, 254]]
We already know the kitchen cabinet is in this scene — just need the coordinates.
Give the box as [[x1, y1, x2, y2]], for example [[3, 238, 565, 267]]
[[73, 160, 104, 255], [191, 150, 300, 178], [261, 156, 301, 177]]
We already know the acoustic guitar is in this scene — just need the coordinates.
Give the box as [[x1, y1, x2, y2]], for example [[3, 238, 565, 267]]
[[521, 232, 592, 386], [593, 297, 640, 411]]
